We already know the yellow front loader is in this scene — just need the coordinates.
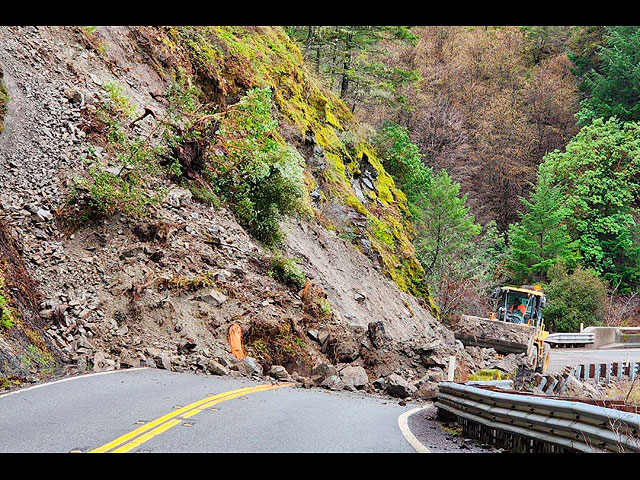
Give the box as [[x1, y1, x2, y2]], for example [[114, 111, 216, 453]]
[[454, 286, 550, 374]]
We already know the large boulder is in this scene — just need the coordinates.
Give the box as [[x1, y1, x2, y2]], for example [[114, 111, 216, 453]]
[[311, 362, 338, 383], [207, 360, 229, 376], [385, 373, 417, 398], [340, 365, 369, 390], [320, 375, 345, 391], [415, 381, 439, 400], [268, 365, 289, 380], [235, 357, 263, 377]]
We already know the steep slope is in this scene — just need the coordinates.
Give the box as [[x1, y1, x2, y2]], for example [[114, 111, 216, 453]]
[[0, 26, 473, 397]]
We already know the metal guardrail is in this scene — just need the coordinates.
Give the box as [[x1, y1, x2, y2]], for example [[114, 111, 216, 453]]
[[545, 332, 595, 345], [435, 382, 640, 453], [571, 362, 639, 385]]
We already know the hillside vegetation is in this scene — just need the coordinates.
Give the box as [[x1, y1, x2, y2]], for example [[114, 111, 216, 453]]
[[0, 26, 468, 396], [288, 25, 640, 330]]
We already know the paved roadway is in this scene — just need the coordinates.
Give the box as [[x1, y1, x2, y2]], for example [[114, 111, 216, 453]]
[[548, 348, 640, 373], [0, 368, 438, 453]]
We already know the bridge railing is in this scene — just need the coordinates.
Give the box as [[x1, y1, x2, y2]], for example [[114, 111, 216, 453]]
[[571, 362, 639, 385]]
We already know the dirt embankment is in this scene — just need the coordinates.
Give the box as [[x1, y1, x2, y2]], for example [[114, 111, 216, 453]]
[[0, 26, 482, 399]]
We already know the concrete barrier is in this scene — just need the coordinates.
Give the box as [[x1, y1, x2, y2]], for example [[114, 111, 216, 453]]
[[583, 326, 640, 349]]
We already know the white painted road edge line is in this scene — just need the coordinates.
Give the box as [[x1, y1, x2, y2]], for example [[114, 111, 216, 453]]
[[398, 406, 432, 453], [0, 367, 149, 399]]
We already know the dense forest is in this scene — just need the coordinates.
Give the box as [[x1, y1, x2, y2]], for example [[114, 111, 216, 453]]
[[286, 26, 640, 331]]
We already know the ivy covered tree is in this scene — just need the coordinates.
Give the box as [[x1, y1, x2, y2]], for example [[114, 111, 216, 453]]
[[285, 26, 418, 112], [540, 117, 640, 291], [507, 169, 580, 283], [577, 26, 640, 124]]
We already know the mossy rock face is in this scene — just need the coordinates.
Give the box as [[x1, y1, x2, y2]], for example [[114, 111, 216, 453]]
[[0, 222, 58, 387], [152, 26, 435, 308]]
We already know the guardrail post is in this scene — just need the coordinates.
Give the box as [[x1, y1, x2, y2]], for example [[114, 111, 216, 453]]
[[632, 363, 637, 382], [448, 356, 456, 382], [594, 364, 601, 384], [616, 363, 623, 382], [605, 363, 611, 385]]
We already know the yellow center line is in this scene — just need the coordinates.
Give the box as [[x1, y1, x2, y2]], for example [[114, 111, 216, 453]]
[[91, 385, 255, 453], [180, 384, 276, 419], [92, 383, 289, 453]]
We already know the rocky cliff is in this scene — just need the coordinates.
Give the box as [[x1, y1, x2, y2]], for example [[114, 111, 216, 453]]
[[0, 26, 475, 398]]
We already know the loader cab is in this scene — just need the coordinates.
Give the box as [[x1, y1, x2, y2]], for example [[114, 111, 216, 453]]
[[492, 286, 546, 328]]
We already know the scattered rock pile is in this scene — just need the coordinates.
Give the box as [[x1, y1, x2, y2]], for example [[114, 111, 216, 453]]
[[0, 26, 496, 399]]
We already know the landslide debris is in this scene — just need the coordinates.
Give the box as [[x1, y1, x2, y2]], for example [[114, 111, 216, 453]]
[[0, 26, 493, 398]]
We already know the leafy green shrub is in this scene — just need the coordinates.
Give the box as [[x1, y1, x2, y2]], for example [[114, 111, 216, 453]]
[[67, 85, 166, 223], [544, 265, 608, 333], [211, 88, 305, 246], [102, 81, 136, 119], [269, 253, 306, 290], [540, 118, 640, 291]]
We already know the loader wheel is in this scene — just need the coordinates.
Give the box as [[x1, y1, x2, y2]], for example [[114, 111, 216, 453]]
[[537, 344, 550, 374]]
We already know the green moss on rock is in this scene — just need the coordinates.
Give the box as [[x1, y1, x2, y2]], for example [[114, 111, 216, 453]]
[[152, 26, 435, 309]]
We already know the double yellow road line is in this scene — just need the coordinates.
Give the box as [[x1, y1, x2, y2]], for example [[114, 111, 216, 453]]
[[91, 383, 287, 453]]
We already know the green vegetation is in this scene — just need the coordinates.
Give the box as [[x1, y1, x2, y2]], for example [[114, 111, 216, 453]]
[[210, 87, 305, 246], [0, 275, 16, 330], [543, 265, 607, 333], [537, 118, 640, 291], [285, 26, 418, 111], [507, 169, 580, 283], [268, 253, 307, 290], [0, 74, 8, 134], [574, 26, 640, 124], [468, 369, 512, 382], [375, 124, 494, 319], [102, 81, 137, 119], [67, 84, 166, 223]]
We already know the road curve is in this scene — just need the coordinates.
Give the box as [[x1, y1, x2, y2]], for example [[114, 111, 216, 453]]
[[0, 368, 430, 453]]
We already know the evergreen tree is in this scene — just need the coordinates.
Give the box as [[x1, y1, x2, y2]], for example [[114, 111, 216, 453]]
[[541, 118, 640, 291], [507, 170, 580, 282], [285, 26, 417, 111], [578, 26, 640, 124], [375, 124, 489, 318]]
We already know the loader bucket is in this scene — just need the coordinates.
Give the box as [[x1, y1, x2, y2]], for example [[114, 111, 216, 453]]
[[454, 315, 536, 356]]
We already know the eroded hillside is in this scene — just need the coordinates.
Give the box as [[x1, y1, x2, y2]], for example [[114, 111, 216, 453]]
[[0, 26, 479, 398]]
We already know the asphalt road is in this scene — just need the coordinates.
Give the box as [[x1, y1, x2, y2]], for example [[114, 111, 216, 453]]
[[0, 368, 458, 453], [548, 348, 640, 373]]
